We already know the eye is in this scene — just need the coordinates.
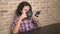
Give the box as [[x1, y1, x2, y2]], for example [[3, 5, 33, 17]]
[[25, 9, 27, 11], [25, 9, 28, 11]]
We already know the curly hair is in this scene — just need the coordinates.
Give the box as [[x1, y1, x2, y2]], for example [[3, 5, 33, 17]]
[[15, 1, 33, 16]]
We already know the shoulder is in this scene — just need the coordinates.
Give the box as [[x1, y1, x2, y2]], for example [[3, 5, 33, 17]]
[[14, 16, 19, 19], [14, 16, 19, 22], [30, 17, 35, 21]]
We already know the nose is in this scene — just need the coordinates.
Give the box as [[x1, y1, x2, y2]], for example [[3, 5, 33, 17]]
[[25, 9, 27, 11]]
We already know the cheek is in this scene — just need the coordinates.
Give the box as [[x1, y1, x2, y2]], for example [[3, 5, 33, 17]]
[[27, 7, 30, 11]]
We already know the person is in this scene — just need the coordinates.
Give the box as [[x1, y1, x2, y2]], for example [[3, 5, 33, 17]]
[[12, 1, 39, 34]]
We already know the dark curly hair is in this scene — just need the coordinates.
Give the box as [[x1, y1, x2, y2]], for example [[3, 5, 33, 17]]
[[15, 1, 33, 16]]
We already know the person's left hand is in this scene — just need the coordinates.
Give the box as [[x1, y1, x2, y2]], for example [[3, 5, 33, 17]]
[[32, 15, 39, 22]]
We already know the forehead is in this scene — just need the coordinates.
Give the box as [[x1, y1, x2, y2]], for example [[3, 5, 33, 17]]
[[24, 6, 30, 8]]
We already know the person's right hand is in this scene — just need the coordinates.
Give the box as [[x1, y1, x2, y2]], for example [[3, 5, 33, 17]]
[[19, 11, 27, 20]]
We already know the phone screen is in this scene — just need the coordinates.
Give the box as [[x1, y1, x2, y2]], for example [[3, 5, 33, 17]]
[[35, 11, 40, 17]]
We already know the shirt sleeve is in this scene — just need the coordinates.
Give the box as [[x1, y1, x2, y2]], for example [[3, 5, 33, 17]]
[[12, 17, 18, 30], [32, 18, 38, 27]]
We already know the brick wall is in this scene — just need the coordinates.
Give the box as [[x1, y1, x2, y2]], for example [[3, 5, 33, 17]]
[[0, 0, 60, 34]]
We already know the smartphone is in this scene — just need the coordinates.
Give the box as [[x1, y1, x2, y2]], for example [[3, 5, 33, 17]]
[[35, 11, 40, 17]]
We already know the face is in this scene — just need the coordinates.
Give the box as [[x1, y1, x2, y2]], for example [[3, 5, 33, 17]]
[[22, 6, 30, 13]]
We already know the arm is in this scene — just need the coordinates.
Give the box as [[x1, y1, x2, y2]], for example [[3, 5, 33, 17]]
[[13, 16, 23, 34], [13, 13, 27, 34]]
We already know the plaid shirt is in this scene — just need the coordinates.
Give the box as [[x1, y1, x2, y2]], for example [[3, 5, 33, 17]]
[[12, 16, 37, 32]]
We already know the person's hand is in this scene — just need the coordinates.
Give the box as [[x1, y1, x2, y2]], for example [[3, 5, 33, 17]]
[[32, 15, 39, 22], [19, 11, 27, 19]]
